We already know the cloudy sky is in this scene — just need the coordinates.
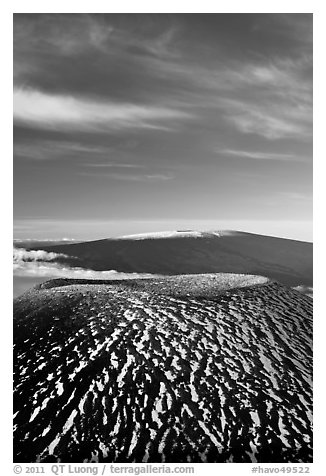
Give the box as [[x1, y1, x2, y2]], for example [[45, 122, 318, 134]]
[[13, 14, 312, 241]]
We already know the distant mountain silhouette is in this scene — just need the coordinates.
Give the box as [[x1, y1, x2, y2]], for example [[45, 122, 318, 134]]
[[31, 230, 312, 288]]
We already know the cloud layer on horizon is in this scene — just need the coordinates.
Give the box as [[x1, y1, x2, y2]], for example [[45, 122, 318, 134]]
[[13, 247, 68, 263], [13, 247, 158, 281]]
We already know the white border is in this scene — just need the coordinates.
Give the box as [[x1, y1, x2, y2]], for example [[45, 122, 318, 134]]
[[4, 3, 323, 475]]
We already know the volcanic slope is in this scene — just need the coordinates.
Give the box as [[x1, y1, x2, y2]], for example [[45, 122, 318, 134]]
[[28, 230, 313, 288], [13, 274, 313, 463]]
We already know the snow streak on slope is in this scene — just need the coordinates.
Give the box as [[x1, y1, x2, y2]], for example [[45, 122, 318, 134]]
[[117, 230, 236, 240], [13, 279, 312, 463]]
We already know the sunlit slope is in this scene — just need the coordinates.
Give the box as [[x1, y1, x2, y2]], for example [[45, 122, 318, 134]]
[[34, 231, 312, 287], [14, 275, 312, 463]]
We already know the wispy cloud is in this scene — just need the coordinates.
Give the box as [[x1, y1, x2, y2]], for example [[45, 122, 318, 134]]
[[14, 140, 146, 169], [14, 16, 312, 141], [218, 149, 299, 161], [82, 163, 144, 169], [220, 97, 311, 140], [14, 14, 114, 58], [79, 171, 175, 181], [226, 59, 311, 140], [13, 87, 193, 132], [150, 52, 312, 140], [14, 140, 107, 160], [13, 15, 312, 240], [278, 191, 312, 201]]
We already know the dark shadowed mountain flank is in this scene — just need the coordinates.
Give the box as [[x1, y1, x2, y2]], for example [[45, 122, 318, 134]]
[[14, 274, 312, 463], [29, 231, 313, 288]]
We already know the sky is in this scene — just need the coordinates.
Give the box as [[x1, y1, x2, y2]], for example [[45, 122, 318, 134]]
[[13, 13, 313, 241]]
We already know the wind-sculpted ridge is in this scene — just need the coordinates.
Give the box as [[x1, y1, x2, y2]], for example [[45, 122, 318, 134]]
[[13, 278, 313, 463]]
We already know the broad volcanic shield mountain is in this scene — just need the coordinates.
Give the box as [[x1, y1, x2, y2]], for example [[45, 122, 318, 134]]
[[22, 230, 312, 288], [13, 231, 313, 463]]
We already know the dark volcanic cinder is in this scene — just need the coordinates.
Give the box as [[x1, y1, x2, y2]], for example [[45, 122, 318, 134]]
[[13, 275, 312, 463]]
